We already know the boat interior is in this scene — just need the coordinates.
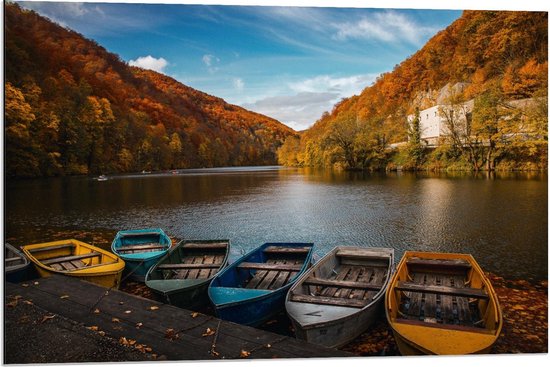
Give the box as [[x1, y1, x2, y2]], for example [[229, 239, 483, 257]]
[[290, 248, 391, 308], [5, 245, 27, 268], [116, 232, 168, 254], [27, 242, 113, 271], [240, 245, 311, 290], [153, 241, 229, 280], [394, 257, 489, 330]]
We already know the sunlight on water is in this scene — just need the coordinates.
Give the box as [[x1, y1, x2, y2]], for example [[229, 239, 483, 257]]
[[5, 167, 547, 279]]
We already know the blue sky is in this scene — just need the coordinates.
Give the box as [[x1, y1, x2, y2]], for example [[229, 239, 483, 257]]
[[17, 1, 464, 130]]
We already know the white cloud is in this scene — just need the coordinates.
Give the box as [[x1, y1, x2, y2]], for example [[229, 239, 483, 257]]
[[233, 78, 245, 91], [240, 73, 377, 130], [202, 54, 220, 74], [332, 11, 437, 45], [128, 55, 168, 73]]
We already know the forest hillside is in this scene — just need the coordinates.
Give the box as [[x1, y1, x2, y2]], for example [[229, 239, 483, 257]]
[[5, 3, 296, 177], [278, 10, 548, 171]]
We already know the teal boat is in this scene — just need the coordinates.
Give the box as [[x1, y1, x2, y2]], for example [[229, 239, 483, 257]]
[[145, 239, 230, 310], [208, 242, 314, 326], [111, 228, 171, 282]]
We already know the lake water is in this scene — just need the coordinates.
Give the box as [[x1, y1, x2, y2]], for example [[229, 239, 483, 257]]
[[4, 167, 547, 280]]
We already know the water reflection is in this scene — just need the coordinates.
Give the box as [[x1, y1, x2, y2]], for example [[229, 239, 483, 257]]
[[5, 167, 547, 280]]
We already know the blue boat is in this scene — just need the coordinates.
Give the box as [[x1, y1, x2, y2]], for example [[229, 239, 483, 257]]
[[208, 242, 314, 326], [111, 228, 171, 282]]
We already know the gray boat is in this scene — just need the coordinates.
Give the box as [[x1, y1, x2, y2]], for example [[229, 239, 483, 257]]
[[285, 246, 394, 348], [5, 243, 31, 283]]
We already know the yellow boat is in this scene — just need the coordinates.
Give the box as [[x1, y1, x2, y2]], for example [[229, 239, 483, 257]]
[[22, 239, 125, 289], [385, 251, 502, 355]]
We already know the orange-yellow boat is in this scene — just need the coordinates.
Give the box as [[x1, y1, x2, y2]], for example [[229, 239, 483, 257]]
[[385, 251, 502, 355], [22, 239, 125, 289]]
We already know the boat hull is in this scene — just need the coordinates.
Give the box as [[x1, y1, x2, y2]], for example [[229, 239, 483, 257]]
[[111, 228, 171, 282], [5, 243, 33, 283], [385, 251, 503, 355], [209, 242, 314, 327], [146, 239, 231, 310], [286, 247, 394, 348], [22, 239, 125, 289]]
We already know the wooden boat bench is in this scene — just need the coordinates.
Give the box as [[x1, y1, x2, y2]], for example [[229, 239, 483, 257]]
[[406, 258, 472, 272], [263, 246, 311, 255], [117, 243, 167, 253], [238, 262, 303, 272], [289, 292, 368, 308], [5, 257, 23, 264], [304, 277, 383, 291], [181, 242, 228, 250], [395, 281, 488, 299], [42, 252, 102, 265], [158, 263, 220, 270], [28, 243, 75, 253]]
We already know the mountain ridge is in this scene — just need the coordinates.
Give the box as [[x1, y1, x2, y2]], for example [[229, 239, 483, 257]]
[[5, 3, 296, 177]]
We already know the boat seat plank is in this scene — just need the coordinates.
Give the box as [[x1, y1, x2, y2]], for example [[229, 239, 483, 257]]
[[439, 275, 456, 323], [198, 255, 214, 279], [186, 256, 203, 279], [174, 254, 195, 279], [269, 261, 292, 290], [406, 258, 471, 271], [158, 263, 220, 270], [304, 277, 384, 291], [208, 255, 225, 278], [121, 232, 160, 238], [61, 261, 77, 270], [6, 257, 23, 263], [28, 244, 74, 253], [453, 277, 474, 324], [335, 249, 392, 261], [395, 281, 488, 299], [42, 252, 101, 265], [238, 262, 303, 272], [351, 268, 369, 300], [290, 293, 367, 308], [244, 260, 271, 289], [117, 243, 166, 253], [182, 242, 228, 250], [263, 246, 310, 254]]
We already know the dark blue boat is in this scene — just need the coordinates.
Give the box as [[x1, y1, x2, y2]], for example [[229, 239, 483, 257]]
[[5, 243, 33, 283], [208, 242, 314, 326], [111, 228, 171, 282]]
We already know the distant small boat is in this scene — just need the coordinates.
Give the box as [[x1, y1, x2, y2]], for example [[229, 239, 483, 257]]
[[96, 175, 108, 181], [5, 243, 32, 283], [208, 242, 314, 326], [21, 239, 125, 288], [385, 251, 503, 355], [145, 239, 230, 309], [286, 247, 394, 348], [111, 228, 171, 282]]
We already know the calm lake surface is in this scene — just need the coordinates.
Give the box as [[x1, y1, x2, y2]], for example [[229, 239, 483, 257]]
[[5, 167, 548, 280]]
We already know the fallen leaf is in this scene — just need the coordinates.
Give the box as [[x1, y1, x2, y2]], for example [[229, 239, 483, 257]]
[[240, 350, 251, 358], [41, 315, 55, 323], [128, 339, 137, 346], [266, 344, 271, 348], [136, 322, 143, 328], [6, 300, 18, 308], [60, 295, 69, 299], [119, 337, 129, 345], [144, 347, 152, 353], [124, 310, 132, 314], [202, 328, 215, 337], [88, 326, 99, 331], [93, 308, 100, 314], [191, 312, 199, 318], [164, 328, 179, 340], [14, 295, 22, 300], [149, 306, 159, 311], [112, 318, 120, 323], [98, 331, 106, 336], [119, 301, 125, 305], [33, 282, 39, 285], [21, 283, 29, 287], [211, 350, 220, 357], [23, 300, 33, 305]]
